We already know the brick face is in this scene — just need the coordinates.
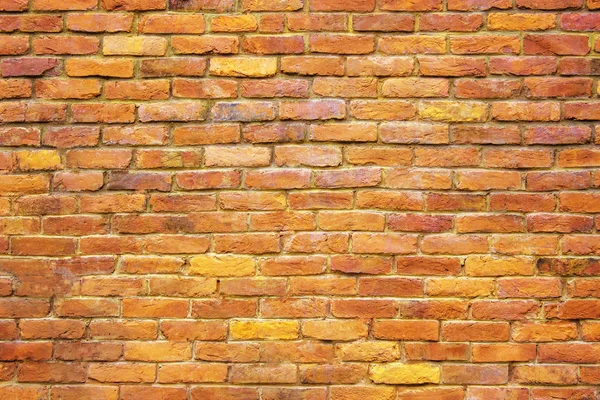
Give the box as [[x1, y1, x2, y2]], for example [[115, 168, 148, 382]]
[[1, 0, 599, 396]]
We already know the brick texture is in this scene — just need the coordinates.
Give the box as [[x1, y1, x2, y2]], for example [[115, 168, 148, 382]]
[[0, 0, 599, 397]]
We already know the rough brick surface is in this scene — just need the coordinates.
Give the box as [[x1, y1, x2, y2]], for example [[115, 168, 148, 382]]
[[1, 0, 600, 397]]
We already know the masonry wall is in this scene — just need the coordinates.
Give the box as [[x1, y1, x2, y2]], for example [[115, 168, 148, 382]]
[[0, 0, 599, 398]]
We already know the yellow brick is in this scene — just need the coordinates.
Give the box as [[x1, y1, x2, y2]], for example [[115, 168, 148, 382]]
[[16, 150, 62, 171], [189, 255, 255, 277], [230, 320, 299, 340], [488, 13, 556, 31], [211, 15, 258, 32], [369, 363, 440, 384], [419, 101, 488, 122], [302, 320, 369, 341], [427, 278, 495, 297], [336, 341, 400, 362], [103, 36, 167, 56], [465, 256, 536, 277], [209, 57, 278, 77]]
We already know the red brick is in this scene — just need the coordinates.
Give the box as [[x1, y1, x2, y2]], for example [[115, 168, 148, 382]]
[[524, 34, 590, 55], [55, 342, 122, 361], [455, 78, 521, 98], [243, 35, 304, 54], [33, 36, 99, 55], [67, 13, 133, 32], [524, 125, 591, 144], [191, 387, 258, 400], [140, 58, 207, 77], [244, 123, 305, 143], [512, 365, 578, 385], [467, 388, 528, 400], [490, 56, 557, 75], [442, 364, 508, 384], [18, 362, 86, 383]]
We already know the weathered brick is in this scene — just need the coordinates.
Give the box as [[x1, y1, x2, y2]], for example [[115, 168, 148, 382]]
[[139, 14, 205, 33], [172, 36, 238, 55], [0, 0, 596, 393], [103, 36, 167, 56], [34, 36, 98, 55], [309, 34, 375, 54], [370, 363, 440, 384], [210, 57, 277, 77], [67, 13, 133, 32]]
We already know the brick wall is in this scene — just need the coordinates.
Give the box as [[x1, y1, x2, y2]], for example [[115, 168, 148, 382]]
[[1, 0, 600, 398]]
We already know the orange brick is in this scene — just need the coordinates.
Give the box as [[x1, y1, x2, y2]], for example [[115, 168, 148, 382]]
[[309, 34, 375, 55], [18, 361, 86, 383], [289, 276, 355, 295], [102, 0, 166, 10], [473, 343, 536, 362], [88, 363, 156, 383], [281, 56, 344, 76], [54, 342, 122, 361], [373, 320, 439, 340], [331, 255, 392, 274], [331, 386, 395, 400], [120, 386, 186, 400], [419, 56, 486, 77], [443, 321, 510, 342], [50, 386, 119, 400], [381, 35, 446, 55], [382, 0, 443, 11], [89, 320, 158, 340], [122, 298, 187, 318]]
